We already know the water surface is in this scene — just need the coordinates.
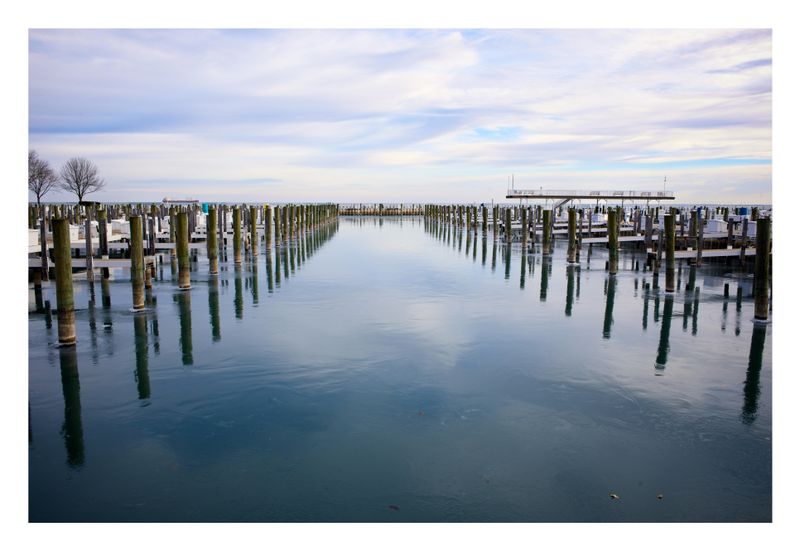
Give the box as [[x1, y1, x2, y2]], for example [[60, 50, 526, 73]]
[[28, 217, 771, 522]]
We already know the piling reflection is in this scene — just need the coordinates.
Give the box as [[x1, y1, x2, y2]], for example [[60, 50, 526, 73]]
[[59, 347, 84, 468], [176, 292, 193, 365], [250, 263, 259, 305], [491, 241, 497, 272], [234, 268, 244, 319], [642, 282, 649, 330], [540, 255, 550, 302], [208, 281, 221, 342], [655, 295, 674, 371], [133, 312, 151, 399], [565, 265, 576, 316], [602, 275, 616, 339], [504, 243, 512, 280], [741, 324, 767, 424], [520, 250, 526, 289]]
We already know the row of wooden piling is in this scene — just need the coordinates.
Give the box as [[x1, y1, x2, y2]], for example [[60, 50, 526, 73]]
[[338, 204, 424, 215], [424, 203, 772, 323], [38, 202, 339, 346]]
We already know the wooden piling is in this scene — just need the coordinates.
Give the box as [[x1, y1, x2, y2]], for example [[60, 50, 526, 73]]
[[169, 207, 176, 257], [233, 206, 242, 265], [521, 207, 528, 246], [265, 205, 272, 248], [53, 218, 76, 345], [207, 206, 219, 275], [176, 211, 191, 290], [83, 205, 94, 282], [542, 209, 552, 254], [607, 209, 618, 274], [130, 215, 146, 311], [754, 217, 771, 320], [664, 214, 676, 292], [505, 208, 512, 244], [250, 206, 258, 256], [567, 208, 577, 264]]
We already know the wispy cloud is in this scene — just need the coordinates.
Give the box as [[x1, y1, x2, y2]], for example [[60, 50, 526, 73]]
[[28, 29, 771, 203]]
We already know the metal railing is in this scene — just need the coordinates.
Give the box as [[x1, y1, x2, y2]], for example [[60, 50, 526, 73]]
[[506, 189, 675, 198]]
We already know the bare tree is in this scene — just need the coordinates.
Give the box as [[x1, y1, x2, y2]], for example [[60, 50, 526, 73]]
[[60, 157, 106, 203], [28, 150, 59, 206]]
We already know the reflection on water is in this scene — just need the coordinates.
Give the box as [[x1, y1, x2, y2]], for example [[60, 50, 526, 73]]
[[59, 347, 84, 468], [29, 218, 770, 522], [134, 312, 151, 399], [177, 291, 193, 366], [602, 275, 616, 339], [742, 323, 767, 424], [655, 295, 674, 371]]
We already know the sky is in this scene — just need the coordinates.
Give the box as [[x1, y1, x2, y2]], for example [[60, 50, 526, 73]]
[[29, 28, 772, 204]]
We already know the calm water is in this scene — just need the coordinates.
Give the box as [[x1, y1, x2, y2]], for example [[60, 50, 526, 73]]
[[28, 217, 771, 522]]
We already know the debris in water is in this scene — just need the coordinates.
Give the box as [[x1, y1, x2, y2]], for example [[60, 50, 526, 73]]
[[657, 494, 664, 500], [388, 505, 400, 511], [609, 493, 620, 500]]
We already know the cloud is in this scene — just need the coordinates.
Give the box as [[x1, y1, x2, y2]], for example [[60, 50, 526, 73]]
[[29, 29, 771, 202]]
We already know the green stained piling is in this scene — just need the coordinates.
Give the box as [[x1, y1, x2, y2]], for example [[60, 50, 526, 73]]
[[567, 208, 577, 263], [521, 207, 528, 246], [265, 205, 272, 247], [232, 207, 242, 265], [169, 207, 176, 257], [754, 217, 771, 320], [482, 206, 488, 235], [207, 206, 219, 275], [607, 209, 618, 274], [39, 206, 49, 281], [83, 206, 94, 282], [542, 209, 552, 254], [130, 215, 146, 310], [664, 214, 676, 292], [53, 218, 76, 345], [505, 208, 512, 244], [250, 206, 258, 256], [176, 211, 191, 289]]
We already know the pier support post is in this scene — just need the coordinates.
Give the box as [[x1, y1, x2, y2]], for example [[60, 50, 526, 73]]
[[250, 205, 258, 257], [39, 206, 49, 281], [505, 208, 512, 244], [567, 208, 577, 263], [207, 206, 218, 275], [607, 209, 618, 274], [83, 205, 94, 282], [176, 211, 191, 290], [665, 213, 676, 292], [542, 209, 552, 254], [521, 206, 528, 246], [696, 209, 704, 266], [265, 205, 272, 248], [169, 207, 176, 257], [233, 206, 242, 265], [130, 215, 146, 311], [53, 218, 76, 345], [754, 217, 771, 320]]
